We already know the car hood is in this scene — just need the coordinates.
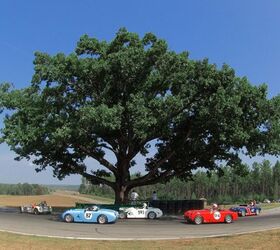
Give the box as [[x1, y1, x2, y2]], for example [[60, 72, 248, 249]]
[[63, 208, 117, 213], [185, 209, 209, 214]]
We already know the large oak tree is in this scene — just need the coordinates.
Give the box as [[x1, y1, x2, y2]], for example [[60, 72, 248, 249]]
[[1, 28, 279, 203]]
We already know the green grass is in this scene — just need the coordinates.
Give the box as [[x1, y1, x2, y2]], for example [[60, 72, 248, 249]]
[[258, 203, 280, 210], [1, 229, 280, 249]]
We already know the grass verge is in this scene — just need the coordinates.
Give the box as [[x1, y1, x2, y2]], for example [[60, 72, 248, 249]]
[[1, 228, 280, 250]]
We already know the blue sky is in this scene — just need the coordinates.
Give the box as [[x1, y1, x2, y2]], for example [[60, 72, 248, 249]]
[[0, 0, 279, 185]]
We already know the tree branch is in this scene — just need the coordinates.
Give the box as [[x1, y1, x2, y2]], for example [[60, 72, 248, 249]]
[[82, 172, 115, 188], [58, 160, 115, 188], [127, 151, 175, 187], [129, 168, 174, 189], [77, 145, 117, 175]]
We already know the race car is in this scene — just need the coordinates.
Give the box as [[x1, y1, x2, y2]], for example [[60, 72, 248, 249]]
[[20, 201, 52, 215], [118, 203, 163, 219], [230, 204, 261, 216], [184, 208, 238, 225], [61, 205, 118, 224]]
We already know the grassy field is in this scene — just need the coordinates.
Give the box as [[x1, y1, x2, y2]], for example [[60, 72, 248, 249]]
[[0, 190, 114, 207], [1, 229, 280, 249]]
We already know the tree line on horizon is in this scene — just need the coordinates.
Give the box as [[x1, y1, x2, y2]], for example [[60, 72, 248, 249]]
[[79, 160, 280, 204], [0, 183, 50, 195]]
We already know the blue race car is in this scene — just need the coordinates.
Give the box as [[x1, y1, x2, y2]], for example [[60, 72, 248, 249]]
[[61, 205, 118, 224], [230, 204, 261, 217]]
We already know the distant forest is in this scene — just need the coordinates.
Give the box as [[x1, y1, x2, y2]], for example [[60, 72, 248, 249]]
[[0, 183, 50, 195], [45, 184, 79, 191], [79, 160, 280, 204]]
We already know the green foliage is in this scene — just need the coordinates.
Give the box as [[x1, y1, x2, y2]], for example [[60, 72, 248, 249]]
[[79, 183, 114, 199], [45, 184, 79, 191], [1, 28, 279, 202], [0, 183, 50, 195], [80, 160, 280, 204]]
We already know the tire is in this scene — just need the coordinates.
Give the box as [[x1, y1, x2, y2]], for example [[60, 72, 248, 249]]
[[148, 211, 157, 220], [241, 210, 246, 217], [64, 214, 74, 223], [194, 215, 203, 225], [97, 214, 108, 224], [34, 208, 39, 215], [119, 212, 127, 219], [225, 215, 233, 223]]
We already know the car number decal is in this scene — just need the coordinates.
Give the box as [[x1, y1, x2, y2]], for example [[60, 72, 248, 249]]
[[84, 212, 93, 219], [138, 210, 144, 215], [213, 211, 221, 220]]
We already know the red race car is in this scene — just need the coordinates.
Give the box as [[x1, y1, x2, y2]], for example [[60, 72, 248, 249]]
[[184, 209, 238, 225]]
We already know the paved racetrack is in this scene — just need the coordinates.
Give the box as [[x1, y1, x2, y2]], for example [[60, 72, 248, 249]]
[[0, 207, 280, 240]]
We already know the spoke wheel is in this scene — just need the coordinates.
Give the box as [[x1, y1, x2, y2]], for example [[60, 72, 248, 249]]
[[119, 212, 127, 219], [225, 215, 233, 223], [194, 216, 203, 225], [148, 211, 156, 220], [64, 214, 74, 223], [97, 214, 108, 224]]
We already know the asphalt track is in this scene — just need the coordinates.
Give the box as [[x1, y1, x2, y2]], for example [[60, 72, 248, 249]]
[[0, 207, 280, 240]]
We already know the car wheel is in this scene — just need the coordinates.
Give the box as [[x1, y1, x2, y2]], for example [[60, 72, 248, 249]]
[[64, 214, 74, 223], [225, 215, 233, 223], [34, 208, 39, 215], [194, 216, 203, 225], [148, 211, 156, 220], [241, 210, 246, 217], [119, 212, 127, 219], [97, 214, 108, 224]]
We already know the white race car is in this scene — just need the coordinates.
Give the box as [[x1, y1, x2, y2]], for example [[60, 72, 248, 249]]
[[20, 201, 52, 215], [119, 203, 163, 219]]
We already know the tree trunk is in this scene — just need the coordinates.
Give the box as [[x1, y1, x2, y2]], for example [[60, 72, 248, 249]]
[[114, 185, 130, 204], [114, 159, 131, 204]]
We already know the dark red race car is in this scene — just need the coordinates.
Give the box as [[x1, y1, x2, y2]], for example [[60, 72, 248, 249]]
[[184, 209, 238, 225]]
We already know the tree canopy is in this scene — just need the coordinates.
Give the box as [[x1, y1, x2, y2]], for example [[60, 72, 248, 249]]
[[1, 28, 280, 203]]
